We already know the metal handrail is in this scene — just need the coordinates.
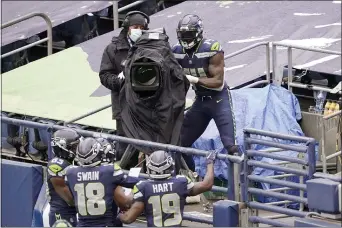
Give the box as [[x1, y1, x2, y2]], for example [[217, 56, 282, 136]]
[[243, 128, 316, 226], [1, 12, 53, 58], [224, 41, 271, 87], [271, 41, 342, 92], [326, 151, 341, 160], [323, 109, 342, 120], [112, 0, 151, 29], [1, 116, 244, 164], [272, 41, 341, 55], [1, 115, 242, 203], [63, 104, 112, 126]]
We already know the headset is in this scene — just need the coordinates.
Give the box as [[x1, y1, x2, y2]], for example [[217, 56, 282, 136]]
[[122, 11, 150, 29]]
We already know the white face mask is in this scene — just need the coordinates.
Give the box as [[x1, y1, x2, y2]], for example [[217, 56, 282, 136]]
[[129, 29, 142, 42]]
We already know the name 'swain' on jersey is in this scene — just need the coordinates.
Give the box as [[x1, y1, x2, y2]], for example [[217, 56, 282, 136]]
[[65, 163, 128, 227]]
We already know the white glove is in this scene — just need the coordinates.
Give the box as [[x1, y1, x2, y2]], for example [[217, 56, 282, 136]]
[[118, 71, 125, 80], [185, 74, 199, 84]]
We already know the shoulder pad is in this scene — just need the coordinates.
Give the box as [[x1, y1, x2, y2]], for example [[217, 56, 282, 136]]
[[176, 174, 193, 184], [133, 181, 145, 193], [202, 39, 223, 52], [114, 163, 122, 171], [48, 164, 63, 176], [136, 180, 144, 186], [176, 174, 187, 180], [48, 158, 70, 176], [172, 43, 182, 52], [113, 163, 124, 177], [132, 185, 139, 194]]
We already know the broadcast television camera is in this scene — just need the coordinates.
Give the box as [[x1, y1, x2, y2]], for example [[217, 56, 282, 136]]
[[119, 27, 190, 153], [127, 28, 168, 97]]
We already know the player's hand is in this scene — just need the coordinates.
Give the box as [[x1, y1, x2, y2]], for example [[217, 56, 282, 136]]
[[117, 211, 124, 221], [118, 71, 125, 80], [185, 74, 199, 84], [206, 150, 218, 164]]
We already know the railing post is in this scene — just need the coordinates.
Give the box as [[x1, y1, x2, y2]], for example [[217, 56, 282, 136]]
[[266, 43, 271, 83], [322, 118, 327, 173], [227, 159, 235, 201], [272, 43, 278, 85], [113, 0, 119, 30], [307, 139, 317, 179], [47, 128, 53, 160], [287, 47, 293, 93]]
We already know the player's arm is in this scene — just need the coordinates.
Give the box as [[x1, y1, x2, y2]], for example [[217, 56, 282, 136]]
[[197, 52, 224, 88], [188, 150, 217, 196], [112, 163, 141, 188], [118, 201, 144, 224], [113, 186, 133, 210], [48, 161, 74, 206], [118, 184, 144, 224], [51, 177, 74, 206]]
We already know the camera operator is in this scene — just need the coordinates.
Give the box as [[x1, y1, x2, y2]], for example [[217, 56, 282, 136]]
[[99, 11, 150, 163]]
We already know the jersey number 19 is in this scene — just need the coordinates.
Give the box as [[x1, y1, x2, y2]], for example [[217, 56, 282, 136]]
[[148, 193, 182, 226], [74, 183, 106, 216]]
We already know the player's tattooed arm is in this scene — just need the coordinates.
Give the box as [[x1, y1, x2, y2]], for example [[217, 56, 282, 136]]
[[118, 201, 144, 224], [113, 186, 133, 210], [51, 177, 74, 206], [188, 162, 215, 196], [197, 52, 224, 88]]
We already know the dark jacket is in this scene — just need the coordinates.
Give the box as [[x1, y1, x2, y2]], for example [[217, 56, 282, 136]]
[[99, 29, 130, 120]]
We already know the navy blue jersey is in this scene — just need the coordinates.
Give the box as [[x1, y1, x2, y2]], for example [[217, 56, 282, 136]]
[[47, 157, 76, 215], [133, 175, 194, 227], [172, 39, 227, 95], [65, 163, 135, 227]]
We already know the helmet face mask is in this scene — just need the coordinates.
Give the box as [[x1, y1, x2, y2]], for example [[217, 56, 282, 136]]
[[147, 151, 174, 179], [51, 129, 80, 162], [177, 14, 204, 49], [76, 137, 104, 167], [96, 138, 116, 164]]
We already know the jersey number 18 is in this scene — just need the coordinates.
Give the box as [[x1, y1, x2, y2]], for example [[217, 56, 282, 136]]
[[148, 193, 182, 226], [74, 183, 106, 216]]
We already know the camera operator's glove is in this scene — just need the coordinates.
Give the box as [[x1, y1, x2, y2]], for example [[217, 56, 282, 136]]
[[185, 74, 199, 84], [206, 150, 218, 165], [118, 71, 125, 80]]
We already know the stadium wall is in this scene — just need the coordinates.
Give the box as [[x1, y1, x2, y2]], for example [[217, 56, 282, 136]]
[[1, 159, 43, 226]]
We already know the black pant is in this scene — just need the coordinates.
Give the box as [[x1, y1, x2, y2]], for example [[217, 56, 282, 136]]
[[115, 119, 127, 161], [116, 119, 139, 168]]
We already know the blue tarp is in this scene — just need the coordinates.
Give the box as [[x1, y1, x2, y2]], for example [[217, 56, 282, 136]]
[[192, 84, 305, 180]]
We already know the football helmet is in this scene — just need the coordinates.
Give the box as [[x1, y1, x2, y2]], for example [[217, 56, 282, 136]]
[[51, 129, 81, 162], [176, 14, 204, 49], [96, 137, 116, 163], [76, 137, 103, 167], [146, 150, 174, 179]]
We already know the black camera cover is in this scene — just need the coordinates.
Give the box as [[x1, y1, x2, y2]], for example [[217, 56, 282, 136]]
[[119, 29, 190, 154]]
